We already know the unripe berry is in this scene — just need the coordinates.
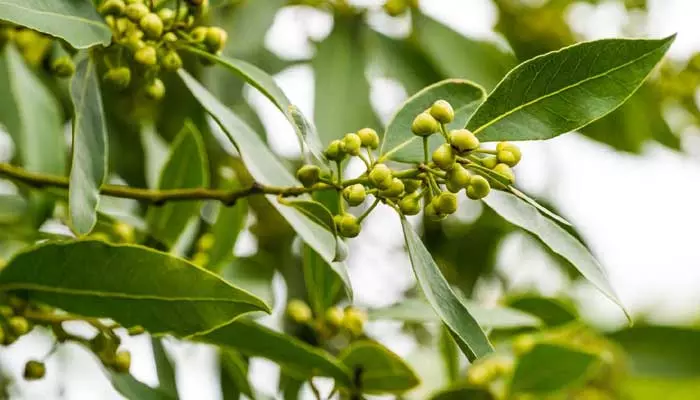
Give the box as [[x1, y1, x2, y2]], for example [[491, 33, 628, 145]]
[[496, 142, 522, 166], [466, 175, 490, 200], [369, 164, 393, 190], [343, 184, 366, 206], [325, 307, 344, 327], [493, 163, 515, 184], [296, 165, 321, 187], [114, 350, 131, 373], [114, 17, 131, 36], [144, 78, 166, 101], [113, 222, 135, 242], [190, 26, 208, 43], [449, 129, 479, 153], [384, 0, 408, 16], [197, 233, 215, 251], [433, 192, 458, 215], [163, 32, 178, 43], [481, 155, 498, 169], [356, 128, 379, 149], [157, 8, 176, 29], [124, 34, 145, 52], [125, 2, 149, 22], [403, 179, 421, 194], [398, 195, 421, 215], [134, 45, 157, 66], [161, 50, 183, 71], [424, 203, 445, 221], [287, 299, 312, 323], [51, 56, 75, 78], [342, 133, 362, 156], [336, 213, 361, 238], [8, 316, 30, 336], [380, 178, 405, 198], [23, 360, 45, 380], [343, 307, 367, 336], [466, 363, 494, 386], [205, 27, 228, 54], [411, 112, 439, 136], [432, 143, 456, 171], [324, 139, 345, 161], [139, 13, 164, 39], [103, 67, 131, 90], [99, 0, 126, 16], [430, 99, 454, 124]]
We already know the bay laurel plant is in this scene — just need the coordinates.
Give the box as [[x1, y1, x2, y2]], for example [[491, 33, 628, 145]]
[[0, 0, 675, 398]]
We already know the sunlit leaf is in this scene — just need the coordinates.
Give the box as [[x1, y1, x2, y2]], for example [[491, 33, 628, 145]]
[[510, 344, 599, 394], [339, 341, 420, 394]]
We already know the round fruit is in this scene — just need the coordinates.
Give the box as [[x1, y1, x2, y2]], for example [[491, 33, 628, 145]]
[[493, 163, 515, 184], [325, 307, 344, 327], [205, 26, 228, 53], [161, 50, 183, 71], [124, 3, 149, 22], [51, 56, 75, 78], [430, 99, 454, 124], [411, 112, 439, 137], [496, 142, 522, 166], [432, 143, 456, 171], [99, 0, 126, 16], [8, 316, 30, 336], [144, 78, 166, 100], [23, 360, 45, 380], [398, 195, 421, 215], [287, 299, 312, 323], [403, 179, 421, 194], [139, 13, 163, 39], [296, 165, 321, 187], [450, 129, 479, 153], [380, 178, 405, 198], [481, 155, 498, 169], [369, 164, 393, 189], [337, 213, 361, 238], [433, 192, 458, 214], [343, 184, 367, 206], [342, 307, 367, 336], [324, 139, 344, 161], [466, 175, 491, 200], [357, 128, 379, 149], [103, 67, 132, 89], [134, 45, 157, 66], [342, 133, 362, 156], [114, 350, 132, 373], [446, 164, 471, 192]]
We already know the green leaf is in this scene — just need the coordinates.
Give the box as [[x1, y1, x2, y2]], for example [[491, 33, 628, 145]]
[[193, 319, 352, 386], [467, 36, 675, 142], [430, 384, 495, 400], [146, 123, 209, 247], [412, 13, 516, 91], [110, 372, 176, 400], [151, 338, 177, 396], [506, 295, 578, 327], [0, 241, 269, 336], [212, 0, 283, 58], [68, 57, 108, 236], [510, 343, 599, 394], [303, 245, 343, 316], [508, 187, 571, 227], [622, 377, 700, 399], [0, 194, 26, 224], [0, 0, 111, 49], [339, 341, 420, 394], [313, 16, 378, 146], [179, 70, 353, 300], [380, 79, 485, 163], [207, 181, 248, 272], [220, 349, 253, 400], [278, 198, 336, 236], [369, 298, 541, 330], [608, 326, 700, 378], [482, 191, 628, 319], [221, 257, 274, 306], [438, 325, 460, 384], [0, 46, 65, 225], [401, 217, 493, 361]]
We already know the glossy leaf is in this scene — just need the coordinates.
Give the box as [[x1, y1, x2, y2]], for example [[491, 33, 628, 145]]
[[193, 319, 352, 386], [110, 372, 175, 400], [278, 198, 336, 236], [303, 245, 343, 316], [430, 385, 495, 400], [0, 46, 65, 225], [151, 338, 177, 396], [339, 341, 420, 394], [508, 187, 571, 227], [221, 257, 274, 306], [0, 194, 26, 224], [380, 79, 485, 163], [506, 295, 578, 327], [179, 70, 352, 300], [401, 217, 493, 360], [68, 57, 108, 236], [146, 124, 209, 247], [467, 36, 675, 142], [0, 0, 111, 48], [369, 298, 541, 330], [510, 344, 599, 394], [220, 349, 253, 400], [483, 190, 628, 319], [0, 241, 269, 336]]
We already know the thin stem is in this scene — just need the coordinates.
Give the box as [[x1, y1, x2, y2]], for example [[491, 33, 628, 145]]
[[365, 148, 375, 165], [357, 153, 372, 171], [423, 137, 429, 164], [336, 161, 345, 214], [477, 148, 498, 155], [357, 199, 380, 223], [439, 123, 450, 142]]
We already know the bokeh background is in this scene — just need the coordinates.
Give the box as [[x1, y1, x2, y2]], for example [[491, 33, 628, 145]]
[[1, 0, 700, 398]]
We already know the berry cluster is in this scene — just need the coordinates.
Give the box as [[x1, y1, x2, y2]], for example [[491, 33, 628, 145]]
[[0, 24, 76, 78], [287, 299, 368, 339], [295, 99, 522, 238]]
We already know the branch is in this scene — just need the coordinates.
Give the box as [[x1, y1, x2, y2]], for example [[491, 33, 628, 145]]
[[0, 163, 333, 206]]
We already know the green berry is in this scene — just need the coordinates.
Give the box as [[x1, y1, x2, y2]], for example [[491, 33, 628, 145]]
[[430, 99, 454, 124], [411, 112, 439, 136], [380, 177, 405, 198], [287, 299, 312, 323], [325, 307, 344, 327], [369, 164, 393, 190], [337, 213, 361, 238], [449, 129, 479, 153], [433, 192, 458, 214], [139, 13, 164, 39], [190, 26, 208, 43], [446, 164, 471, 193], [123, 33, 145, 52], [357, 128, 379, 149], [99, 0, 126, 16], [103, 67, 131, 89], [466, 363, 494, 386], [161, 50, 183, 71], [384, 0, 408, 16], [496, 142, 522, 166], [23, 360, 45, 380], [205, 26, 228, 53], [157, 8, 176, 29], [8, 316, 30, 336], [343, 184, 366, 206], [432, 143, 456, 171], [197, 233, 215, 251], [424, 202, 445, 221], [398, 195, 421, 215], [481, 155, 498, 169], [125, 2, 149, 22], [163, 32, 178, 43], [134, 45, 157, 65], [493, 163, 515, 184], [324, 139, 345, 161], [342, 133, 362, 156], [403, 179, 421, 194], [51, 56, 75, 78], [144, 78, 166, 100], [342, 307, 367, 336], [466, 175, 490, 200], [114, 350, 131, 373], [296, 165, 321, 187]]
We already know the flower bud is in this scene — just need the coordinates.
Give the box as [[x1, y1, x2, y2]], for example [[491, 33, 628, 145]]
[[23, 360, 45, 380], [324, 139, 345, 161], [493, 163, 515, 184], [384, 0, 408, 16], [496, 142, 522, 166], [466, 175, 490, 200], [161, 49, 183, 71], [336, 213, 361, 238], [449, 129, 479, 153], [343, 184, 366, 206], [398, 195, 421, 215], [8, 316, 30, 336], [369, 164, 393, 190], [134, 45, 158, 66], [424, 202, 445, 221], [446, 164, 471, 193], [343, 307, 367, 336], [430, 99, 454, 124], [432, 143, 456, 171], [433, 192, 458, 215], [99, 0, 126, 16], [342, 133, 362, 156], [114, 350, 131, 373], [296, 165, 321, 187], [356, 128, 379, 149], [411, 112, 439, 136], [139, 13, 163, 39], [163, 32, 178, 43], [144, 78, 166, 100], [481, 155, 498, 169], [103, 67, 132, 90], [125, 2, 149, 22], [287, 299, 312, 323], [380, 178, 405, 198], [190, 26, 208, 43], [205, 27, 228, 54], [157, 8, 176, 29], [51, 56, 75, 78], [325, 307, 344, 327]]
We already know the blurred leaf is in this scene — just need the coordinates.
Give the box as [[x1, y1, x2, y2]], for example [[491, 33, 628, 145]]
[[429, 384, 495, 400], [0, 194, 26, 224], [412, 13, 516, 91], [215, 0, 284, 58], [0, 241, 269, 336], [110, 372, 176, 400], [510, 343, 599, 395], [303, 245, 342, 317], [467, 36, 675, 142], [151, 338, 177, 396], [380, 79, 485, 163], [193, 319, 352, 386], [506, 295, 577, 327], [146, 123, 209, 247], [288, 105, 327, 167], [220, 349, 252, 400], [68, 57, 108, 236], [313, 15, 378, 146], [0, 46, 65, 226], [609, 326, 700, 378], [483, 190, 628, 319], [339, 341, 420, 394], [180, 70, 353, 300], [438, 324, 460, 384], [401, 217, 493, 361], [220, 256, 274, 306], [508, 187, 571, 227], [369, 298, 541, 330], [0, 0, 111, 48], [622, 376, 700, 399], [207, 178, 247, 272]]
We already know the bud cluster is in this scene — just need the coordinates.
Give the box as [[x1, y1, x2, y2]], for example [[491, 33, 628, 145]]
[[0, 23, 76, 78], [286, 299, 368, 339]]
